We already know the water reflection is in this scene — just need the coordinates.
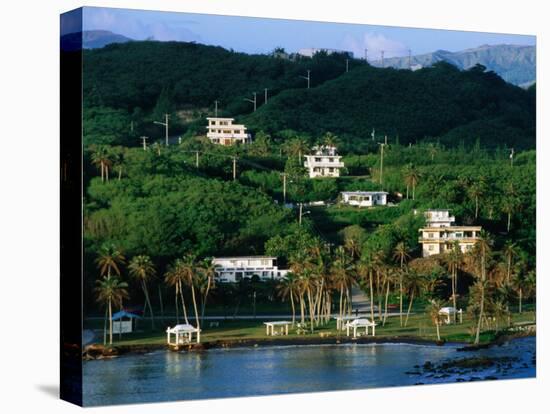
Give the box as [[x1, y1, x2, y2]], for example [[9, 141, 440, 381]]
[[83, 337, 535, 406]]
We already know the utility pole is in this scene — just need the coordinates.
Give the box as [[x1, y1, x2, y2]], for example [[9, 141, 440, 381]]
[[299, 203, 303, 225], [346, 59, 349, 73], [214, 100, 219, 117], [244, 92, 257, 111], [385, 135, 388, 145], [140, 136, 148, 151], [232, 157, 237, 180], [154, 114, 169, 146], [130, 120, 134, 133], [300, 70, 311, 89], [510, 148, 515, 167], [371, 128, 375, 142], [379, 141, 386, 186], [282, 173, 287, 203], [381, 50, 385, 68], [264, 88, 268, 104], [195, 151, 200, 168]]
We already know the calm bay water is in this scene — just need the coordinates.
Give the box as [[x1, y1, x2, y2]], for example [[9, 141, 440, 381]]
[[83, 336, 535, 406]]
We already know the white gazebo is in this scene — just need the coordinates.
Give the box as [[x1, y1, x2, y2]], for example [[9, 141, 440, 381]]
[[334, 315, 360, 331], [166, 324, 201, 345], [264, 321, 292, 336], [439, 307, 463, 324], [345, 318, 377, 338]]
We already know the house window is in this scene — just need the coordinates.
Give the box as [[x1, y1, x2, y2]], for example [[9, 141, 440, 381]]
[[428, 245, 435, 251]]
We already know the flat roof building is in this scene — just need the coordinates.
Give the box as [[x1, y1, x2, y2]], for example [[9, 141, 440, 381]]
[[341, 191, 388, 207], [212, 256, 288, 283], [304, 145, 345, 178], [206, 117, 251, 146]]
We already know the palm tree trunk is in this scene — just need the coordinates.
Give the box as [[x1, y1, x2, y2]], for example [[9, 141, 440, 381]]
[[118, 167, 122, 181], [339, 285, 344, 321], [142, 281, 155, 329], [369, 270, 375, 322], [507, 212, 511, 232], [383, 277, 390, 326], [451, 267, 457, 323], [436, 322, 440, 341], [200, 278, 211, 325], [108, 299, 113, 345], [290, 291, 296, 326], [474, 285, 485, 344], [519, 288, 523, 314], [158, 285, 165, 322], [179, 280, 189, 324], [399, 273, 403, 327], [103, 307, 108, 345], [307, 287, 315, 333], [175, 286, 180, 324], [377, 271, 382, 321], [405, 292, 415, 327], [190, 284, 200, 329]]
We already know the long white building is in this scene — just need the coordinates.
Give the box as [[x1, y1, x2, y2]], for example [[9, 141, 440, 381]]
[[341, 191, 388, 207], [206, 117, 251, 146], [418, 209, 481, 257], [212, 256, 288, 283], [304, 145, 345, 178]]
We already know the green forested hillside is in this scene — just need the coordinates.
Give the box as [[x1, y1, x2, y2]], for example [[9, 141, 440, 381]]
[[82, 41, 535, 150], [243, 62, 535, 149]]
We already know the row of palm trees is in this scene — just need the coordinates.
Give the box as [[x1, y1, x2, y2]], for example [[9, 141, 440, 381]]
[[94, 244, 217, 345], [275, 232, 535, 344]]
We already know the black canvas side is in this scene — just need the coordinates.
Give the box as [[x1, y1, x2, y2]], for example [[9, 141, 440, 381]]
[[60, 7, 83, 407]]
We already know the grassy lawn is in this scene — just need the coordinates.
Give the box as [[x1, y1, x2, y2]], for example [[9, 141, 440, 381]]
[[93, 310, 535, 347]]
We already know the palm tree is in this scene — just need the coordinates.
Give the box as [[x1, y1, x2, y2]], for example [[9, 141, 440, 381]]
[[198, 259, 217, 324], [393, 242, 410, 326], [472, 231, 492, 344], [111, 146, 125, 181], [95, 277, 129, 345], [501, 196, 519, 233], [321, 132, 339, 148], [276, 274, 299, 326], [285, 137, 309, 162], [403, 164, 421, 200], [468, 177, 487, 220], [91, 145, 113, 183], [443, 242, 462, 322], [331, 246, 355, 322], [179, 254, 201, 330], [357, 254, 375, 322], [128, 255, 156, 329], [426, 299, 444, 341], [164, 259, 190, 325], [502, 242, 518, 284], [96, 243, 125, 279], [404, 269, 424, 327]]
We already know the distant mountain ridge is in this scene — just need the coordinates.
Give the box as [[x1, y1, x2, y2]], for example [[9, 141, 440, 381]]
[[370, 44, 535, 87], [61, 30, 133, 51]]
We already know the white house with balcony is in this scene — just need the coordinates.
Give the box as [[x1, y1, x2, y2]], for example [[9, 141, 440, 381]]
[[341, 191, 388, 207], [212, 256, 288, 283], [418, 209, 481, 257], [304, 145, 345, 178], [424, 209, 456, 227], [206, 117, 251, 146]]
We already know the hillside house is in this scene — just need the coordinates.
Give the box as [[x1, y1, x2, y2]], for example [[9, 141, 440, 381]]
[[206, 117, 251, 145], [304, 145, 345, 178], [341, 191, 388, 207], [212, 256, 288, 283]]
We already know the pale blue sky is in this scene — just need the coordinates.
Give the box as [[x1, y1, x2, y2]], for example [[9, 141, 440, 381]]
[[73, 6, 535, 58]]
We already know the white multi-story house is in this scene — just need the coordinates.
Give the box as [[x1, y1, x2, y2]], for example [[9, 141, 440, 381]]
[[212, 256, 288, 283], [418, 209, 481, 257], [341, 191, 388, 207], [206, 117, 251, 146], [304, 146, 345, 178], [424, 209, 456, 227]]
